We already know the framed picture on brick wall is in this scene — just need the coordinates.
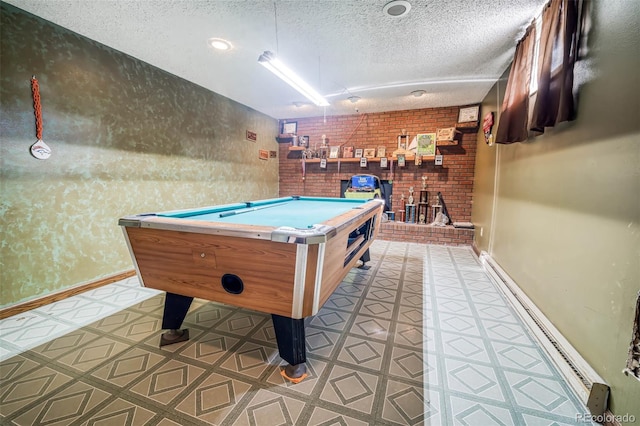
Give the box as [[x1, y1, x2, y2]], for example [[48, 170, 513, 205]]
[[281, 121, 297, 135], [343, 146, 354, 158], [329, 146, 340, 158], [416, 133, 436, 156], [364, 148, 376, 158]]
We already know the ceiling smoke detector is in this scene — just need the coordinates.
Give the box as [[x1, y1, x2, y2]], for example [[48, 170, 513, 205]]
[[383, 1, 411, 17]]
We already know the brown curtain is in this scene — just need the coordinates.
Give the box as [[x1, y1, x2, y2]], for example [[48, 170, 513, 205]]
[[495, 23, 537, 144], [530, 0, 580, 132]]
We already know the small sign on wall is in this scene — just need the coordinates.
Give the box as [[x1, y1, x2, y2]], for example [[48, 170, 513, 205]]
[[259, 149, 269, 160], [246, 130, 257, 142]]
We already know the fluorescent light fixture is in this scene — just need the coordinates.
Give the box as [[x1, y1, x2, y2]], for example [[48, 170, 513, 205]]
[[258, 51, 329, 107]]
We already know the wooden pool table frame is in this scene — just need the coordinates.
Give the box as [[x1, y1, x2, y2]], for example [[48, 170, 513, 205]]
[[119, 196, 384, 381]]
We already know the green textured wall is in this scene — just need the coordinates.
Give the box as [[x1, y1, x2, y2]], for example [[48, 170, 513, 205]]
[[0, 4, 279, 307], [471, 0, 640, 419]]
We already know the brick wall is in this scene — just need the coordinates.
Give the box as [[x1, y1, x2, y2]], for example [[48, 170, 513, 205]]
[[278, 107, 477, 245]]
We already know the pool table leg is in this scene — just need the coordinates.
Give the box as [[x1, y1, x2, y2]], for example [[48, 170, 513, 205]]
[[358, 248, 371, 270], [159, 292, 193, 347], [271, 314, 308, 382]]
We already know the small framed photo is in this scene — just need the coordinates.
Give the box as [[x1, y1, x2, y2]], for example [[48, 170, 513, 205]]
[[397, 153, 406, 167], [355, 148, 364, 158], [259, 149, 269, 160], [360, 157, 368, 167], [343, 146, 354, 158], [281, 121, 297, 135], [377, 146, 386, 158], [299, 135, 309, 147], [364, 148, 376, 158], [329, 146, 340, 158], [320, 158, 327, 168], [380, 157, 388, 168]]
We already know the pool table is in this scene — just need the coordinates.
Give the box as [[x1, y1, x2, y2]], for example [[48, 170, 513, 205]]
[[119, 196, 384, 381]]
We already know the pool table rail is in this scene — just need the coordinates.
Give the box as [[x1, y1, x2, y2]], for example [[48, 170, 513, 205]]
[[118, 197, 384, 319]]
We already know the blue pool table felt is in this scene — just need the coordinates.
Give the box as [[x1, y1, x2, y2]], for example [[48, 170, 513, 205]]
[[157, 197, 372, 229]]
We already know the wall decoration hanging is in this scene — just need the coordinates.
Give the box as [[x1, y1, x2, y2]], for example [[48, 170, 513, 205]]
[[30, 76, 51, 160]]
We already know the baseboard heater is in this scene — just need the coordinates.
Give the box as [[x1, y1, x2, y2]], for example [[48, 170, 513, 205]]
[[479, 252, 610, 417]]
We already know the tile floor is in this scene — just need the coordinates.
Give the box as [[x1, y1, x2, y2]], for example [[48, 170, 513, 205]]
[[0, 241, 594, 425]]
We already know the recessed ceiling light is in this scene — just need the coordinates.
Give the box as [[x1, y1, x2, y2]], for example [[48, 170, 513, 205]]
[[383, 0, 411, 17], [208, 38, 232, 51]]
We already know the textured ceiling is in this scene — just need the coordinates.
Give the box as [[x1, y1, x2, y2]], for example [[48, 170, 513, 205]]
[[5, 0, 546, 119]]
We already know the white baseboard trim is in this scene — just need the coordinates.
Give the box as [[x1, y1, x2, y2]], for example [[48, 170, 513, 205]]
[[478, 251, 609, 417]]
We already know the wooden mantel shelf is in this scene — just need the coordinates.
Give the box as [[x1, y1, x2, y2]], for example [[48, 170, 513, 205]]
[[298, 155, 436, 164], [455, 122, 479, 132]]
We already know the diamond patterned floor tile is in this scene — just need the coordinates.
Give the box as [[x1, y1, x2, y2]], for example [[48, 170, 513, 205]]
[[382, 379, 444, 425], [350, 315, 391, 342], [338, 336, 385, 370], [0, 366, 75, 417], [491, 341, 554, 376], [304, 326, 341, 358], [183, 303, 235, 329], [30, 329, 102, 360], [307, 406, 369, 426], [0, 355, 41, 383], [86, 310, 145, 333], [78, 397, 157, 426], [1, 319, 74, 350], [218, 342, 279, 379], [440, 332, 491, 363], [389, 346, 438, 385], [446, 358, 506, 402], [233, 389, 307, 426], [174, 372, 252, 424], [266, 357, 328, 396], [55, 336, 131, 372], [504, 372, 581, 418], [309, 309, 352, 331], [0, 243, 594, 426], [450, 395, 516, 426], [91, 347, 167, 387], [180, 332, 240, 364], [321, 365, 378, 415], [130, 359, 206, 405], [11, 380, 111, 425]]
